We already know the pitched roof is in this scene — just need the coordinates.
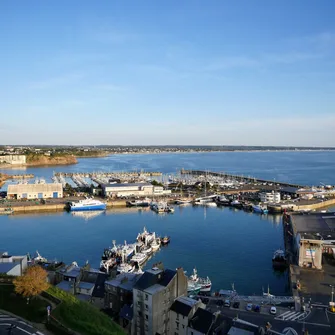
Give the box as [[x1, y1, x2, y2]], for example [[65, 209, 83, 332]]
[[170, 300, 193, 317], [189, 308, 213, 334], [0, 262, 17, 274], [134, 268, 176, 291]]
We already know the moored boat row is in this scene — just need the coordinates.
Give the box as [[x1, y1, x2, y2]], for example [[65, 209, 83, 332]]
[[100, 227, 171, 274]]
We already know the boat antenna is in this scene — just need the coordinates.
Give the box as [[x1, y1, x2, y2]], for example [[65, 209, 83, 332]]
[[232, 282, 235, 291]]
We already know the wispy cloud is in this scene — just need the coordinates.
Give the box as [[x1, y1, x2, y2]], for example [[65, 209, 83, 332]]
[[28, 73, 85, 89]]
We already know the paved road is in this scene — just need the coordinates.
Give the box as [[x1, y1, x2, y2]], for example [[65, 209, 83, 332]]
[[206, 302, 335, 335], [0, 312, 44, 335]]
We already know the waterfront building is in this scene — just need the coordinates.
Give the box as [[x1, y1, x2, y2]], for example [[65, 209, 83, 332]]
[[0, 252, 28, 276], [259, 191, 281, 203], [105, 272, 142, 313], [132, 265, 188, 335], [102, 182, 171, 198], [7, 183, 63, 199], [0, 154, 26, 165], [169, 296, 205, 335], [290, 212, 335, 269]]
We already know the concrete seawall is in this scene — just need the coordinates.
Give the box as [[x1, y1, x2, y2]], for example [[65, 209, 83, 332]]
[[10, 200, 128, 213]]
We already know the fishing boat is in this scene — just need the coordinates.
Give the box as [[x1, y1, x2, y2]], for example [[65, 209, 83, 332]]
[[34, 250, 48, 263], [100, 258, 116, 272], [151, 238, 161, 251], [230, 199, 242, 208], [252, 204, 269, 214], [131, 252, 148, 265], [187, 281, 202, 295], [161, 236, 170, 245], [117, 262, 135, 273], [272, 249, 288, 268], [122, 241, 136, 259], [189, 268, 212, 292], [204, 202, 217, 207], [127, 199, 150, 207], [165, 206, 175, 213], [137, 227, 156, 245], [69, 198, 106, 211], [175, 199, 192, 205], [216, 195, 230, 206], [151, 202, 166, 213], [141, 245, 152, 255]]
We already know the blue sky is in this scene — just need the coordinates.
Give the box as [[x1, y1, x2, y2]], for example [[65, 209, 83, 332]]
[[1, 1, 335, 146]]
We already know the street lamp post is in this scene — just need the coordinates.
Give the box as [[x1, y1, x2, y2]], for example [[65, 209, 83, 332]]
[[330, 285, 334, 303]]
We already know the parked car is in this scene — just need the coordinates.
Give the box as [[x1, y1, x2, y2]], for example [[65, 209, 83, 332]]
[[246, 303, 253, 311], [253, 305, 260, 312], [270, 306, 277, 315], [233, 301, 240, 309]]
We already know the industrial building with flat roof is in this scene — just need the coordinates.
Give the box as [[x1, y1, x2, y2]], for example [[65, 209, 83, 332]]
[[7, 183, 63, 199], [290, 212, 335, 269], [101, 182, 171, 198]]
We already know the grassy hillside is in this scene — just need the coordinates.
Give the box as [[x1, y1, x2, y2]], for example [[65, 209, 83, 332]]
[[47, 286, 125, 335]]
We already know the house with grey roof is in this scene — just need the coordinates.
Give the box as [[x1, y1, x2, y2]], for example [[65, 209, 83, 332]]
[[169, 296, 205, 335]]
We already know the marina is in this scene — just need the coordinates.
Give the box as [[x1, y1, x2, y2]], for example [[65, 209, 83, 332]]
[[1, 151, 335, 297]]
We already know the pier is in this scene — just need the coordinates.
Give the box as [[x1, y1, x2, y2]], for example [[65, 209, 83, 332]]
[[181, 169, 305, 188], [54, 171, 162, 177]]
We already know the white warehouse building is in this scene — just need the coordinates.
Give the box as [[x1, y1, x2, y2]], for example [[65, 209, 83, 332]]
[[102, 183, 171, 198], [259, 191, 281, 203], [7, 183, 63, 199]]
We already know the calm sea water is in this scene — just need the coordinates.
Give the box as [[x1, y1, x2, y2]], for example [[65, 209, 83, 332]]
[[1, 150, 335, 185], [1, 151, 335, 296]]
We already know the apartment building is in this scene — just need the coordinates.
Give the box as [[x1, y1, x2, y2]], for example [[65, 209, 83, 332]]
[[132, 266, 188, 335]]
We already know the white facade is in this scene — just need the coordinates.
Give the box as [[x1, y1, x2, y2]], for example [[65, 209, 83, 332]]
[[7, 183, 63, 199], [0, 155, 26, 165], [259, 191, 281, 203], [103, 183, 171, 198], [0, 253, 28, 276]]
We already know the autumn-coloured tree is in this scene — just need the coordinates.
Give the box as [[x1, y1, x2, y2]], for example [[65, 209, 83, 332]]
[[13, 266, 49, 303]]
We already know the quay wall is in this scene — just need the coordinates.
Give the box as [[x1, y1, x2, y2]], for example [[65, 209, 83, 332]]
[[181, 169, 305, 188], [11, 204, 66, 212], [55, 171, 162, 177]]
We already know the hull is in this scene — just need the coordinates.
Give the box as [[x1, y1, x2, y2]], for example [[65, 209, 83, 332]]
[[200, 285, 212, 292], [70, 204, 106, 211]]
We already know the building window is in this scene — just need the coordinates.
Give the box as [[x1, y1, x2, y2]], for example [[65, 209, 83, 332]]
[[137, 301, 141, 306], [145, 304, 148, 310], [145, 294, 148, 300], [138, 311, 142, 317], [176, 322, 179, 329], [182, 325, 185, 329], [176, 314, 179, 320], [120, 296, 123, 301], [145, 314, 148, 320]]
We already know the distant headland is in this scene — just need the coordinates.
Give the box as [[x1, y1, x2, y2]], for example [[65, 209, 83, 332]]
[[0, 145, 334, 169]]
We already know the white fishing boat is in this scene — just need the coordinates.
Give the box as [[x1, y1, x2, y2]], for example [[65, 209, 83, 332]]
[[204, 202, 217, 207], [151, 238, 161, 251], [141, 245, 152, 255], [252, 204, 269, 214], [117, 262, 134, 273], [187, 280, 202, 294], [131, 252, 148, 265], [189, 268, 212, 292], [34, 250, 47, 263], [122, 240, 136, 259], [175, 199, 192, 205], [137, 227, 156, 245]]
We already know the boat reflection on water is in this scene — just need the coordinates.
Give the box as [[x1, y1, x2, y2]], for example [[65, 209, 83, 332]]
[[71, 210, 106, 221]]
